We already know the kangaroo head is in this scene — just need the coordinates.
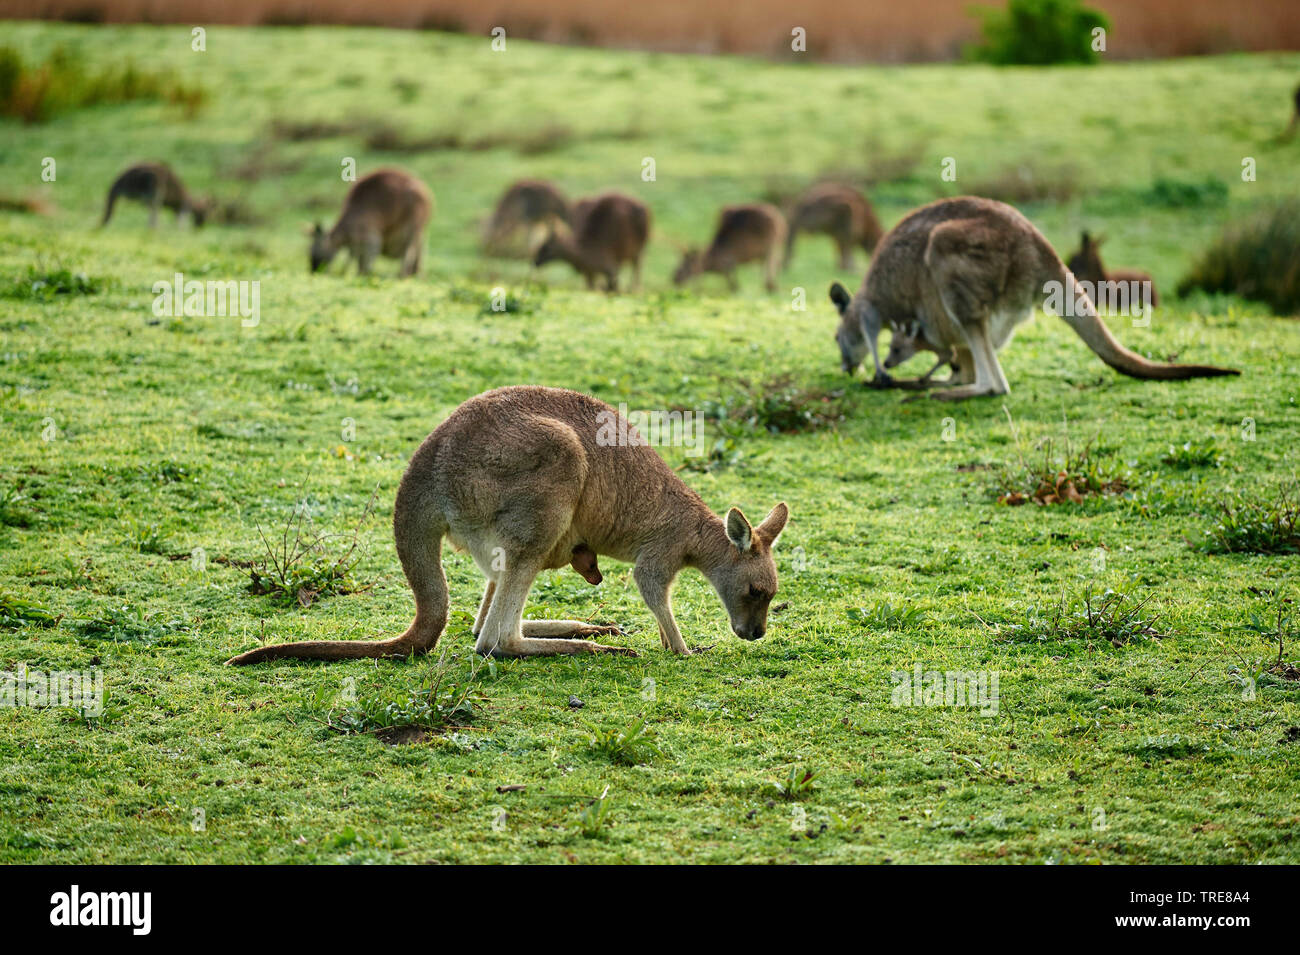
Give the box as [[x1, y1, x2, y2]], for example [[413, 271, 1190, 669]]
[[672, 249, 702, 285], [708, 503, 788, 641], [191, 199, 212, 228], [884, 320, 924, 369], [309, 223, 334, 273], [532, 228, 565, 266], [829, 282, 867, 373], [1066, 231, 1106, 284]]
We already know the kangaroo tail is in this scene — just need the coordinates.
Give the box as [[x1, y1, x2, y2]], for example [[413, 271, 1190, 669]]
[[101, 190, 117, 227], [226, 480, 449, 665], [1047, 262, 1239, 381]]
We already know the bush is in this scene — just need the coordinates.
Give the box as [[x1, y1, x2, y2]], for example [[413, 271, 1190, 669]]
[[1177, 202, 1300, 315], [0, 45, 206, 124], [967, 0, 1110, 66]]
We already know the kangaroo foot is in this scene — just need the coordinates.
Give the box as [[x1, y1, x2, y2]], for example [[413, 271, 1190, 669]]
[[485, 636, 638, 657], [521, 620, 624, 638], [930, 384, 1001, 401]]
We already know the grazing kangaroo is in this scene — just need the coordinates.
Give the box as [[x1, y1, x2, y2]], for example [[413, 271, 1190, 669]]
[[532, 192, 650, 292], [226, 386, 788, 663], [829, 197, 1238, 400], [785, 183, 883, 270], [1066, 231, 1159, 310], [674, 203, 787, 293], [309, 168, 432, 278], [101, 162, 209, 228], [483, 179, 571, 253]]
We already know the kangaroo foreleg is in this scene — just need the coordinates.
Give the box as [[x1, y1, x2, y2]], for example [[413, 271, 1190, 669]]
[[634, 564, 690, 655]]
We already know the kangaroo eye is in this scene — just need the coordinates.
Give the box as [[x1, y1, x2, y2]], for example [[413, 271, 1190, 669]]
[[749, 585, 763, 599]]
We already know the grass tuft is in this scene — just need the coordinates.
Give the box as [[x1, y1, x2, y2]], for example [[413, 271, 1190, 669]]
[[587, 714, 662, 765], [1002, 588, 1163, 649], [994, 410, 1130, 505], [246, 492, 377, 607], [306, 654, 484, 741], [1198, 483, 1300, 555], [706, 374, 846, 435]]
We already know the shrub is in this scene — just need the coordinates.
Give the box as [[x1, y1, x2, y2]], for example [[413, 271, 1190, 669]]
[[966, 0, 1110, 66], [1176, 201, 1300, 315], [1145, 176, 1228, 209], [0, 45, 206, 124]]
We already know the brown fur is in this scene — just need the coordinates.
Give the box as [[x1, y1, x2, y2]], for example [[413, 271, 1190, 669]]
[[483, 179, 571, 253], [532, 192, 651, 292], [310, 168, 433, 278], [830, 197, 1238, 399], [674, 203, 787, 292], [786, 183, 883, 270], [226, 386, 788, 663], [102, 162, 209, 228], [1066, 231, 1159, 309]]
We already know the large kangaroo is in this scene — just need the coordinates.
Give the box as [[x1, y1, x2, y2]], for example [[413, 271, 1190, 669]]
[[227, 386, 788, 664], [102, 162, 209, 228], [532, 192, 650, 292], [1066, 231, 1159, 310], [483, 179, 571, 253], [785, 183, 883, 270], [674, 203, 787, 293], [829, 197, 1238, 400], [309, 168, 432, 278]]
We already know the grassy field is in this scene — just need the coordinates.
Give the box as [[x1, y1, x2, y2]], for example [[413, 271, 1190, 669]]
[[1, 22, 1298, 864]]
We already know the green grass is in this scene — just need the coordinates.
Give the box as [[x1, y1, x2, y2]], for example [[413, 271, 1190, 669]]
[[0, 22, 1298, 864]]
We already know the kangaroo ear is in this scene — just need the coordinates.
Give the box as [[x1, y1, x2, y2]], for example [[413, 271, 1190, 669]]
[[829, 282, 851, 314], [755, 502, 789, 547], [725, 507, 753, 553]]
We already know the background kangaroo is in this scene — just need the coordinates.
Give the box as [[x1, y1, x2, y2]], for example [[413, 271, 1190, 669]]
[[309, 168, 432, 278], [532, 191, 650, 292], [1282, 82, 1300, 140], [785, 183, 883, 270], [830, 196, 1238, 399], [227, 386, 787, 663], [483, 179, 571, 254], [101, 162, 209, 228], [674, 203, 787, 292], [1066, 231, 1159, 309]]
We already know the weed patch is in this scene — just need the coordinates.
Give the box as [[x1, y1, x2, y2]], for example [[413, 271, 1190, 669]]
[[1198, 483, 1300, 555]]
